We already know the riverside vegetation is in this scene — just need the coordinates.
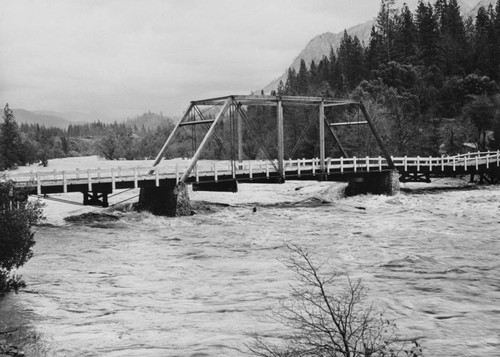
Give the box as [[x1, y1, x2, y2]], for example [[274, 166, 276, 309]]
[[249, 244, 423, 357]]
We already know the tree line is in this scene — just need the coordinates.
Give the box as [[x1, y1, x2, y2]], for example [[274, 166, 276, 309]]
[[0, 107, 179, 169], [263, 0, 500, 159]]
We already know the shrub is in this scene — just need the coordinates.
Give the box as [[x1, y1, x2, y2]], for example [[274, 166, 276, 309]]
[[248, 244, 423, 357], [0, 177, 44, 294]]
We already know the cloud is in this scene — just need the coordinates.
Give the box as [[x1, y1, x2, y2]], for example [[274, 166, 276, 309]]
[[0, 0, 382, 118]]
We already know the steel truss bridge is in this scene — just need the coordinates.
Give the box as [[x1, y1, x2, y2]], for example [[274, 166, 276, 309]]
[[6, 95, 500, 207]]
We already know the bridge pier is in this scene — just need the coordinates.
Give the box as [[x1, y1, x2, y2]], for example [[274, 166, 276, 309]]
[[345, 170, 400, 196], [136, 182, 192, 216], [83, 191, 110, 207]]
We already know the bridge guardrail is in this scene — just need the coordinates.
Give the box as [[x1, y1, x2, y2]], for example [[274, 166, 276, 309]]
[[4, 151, 500, 195]]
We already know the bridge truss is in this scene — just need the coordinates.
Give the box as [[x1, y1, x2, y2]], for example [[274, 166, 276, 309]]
[[152, 95, 395, 185]]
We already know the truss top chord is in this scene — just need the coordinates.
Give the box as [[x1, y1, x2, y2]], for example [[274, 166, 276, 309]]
[[191, 95, 358, 107]]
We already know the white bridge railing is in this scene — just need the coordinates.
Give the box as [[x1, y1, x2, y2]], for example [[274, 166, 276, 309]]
[[5, 151, 500, 195]]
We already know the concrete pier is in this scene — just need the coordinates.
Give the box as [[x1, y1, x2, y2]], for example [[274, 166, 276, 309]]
[[136, 182, 192, 216], [345, 170, 400, 196]]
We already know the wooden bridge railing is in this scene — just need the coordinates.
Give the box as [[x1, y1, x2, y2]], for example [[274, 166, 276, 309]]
[[5, 151, 500, 195]]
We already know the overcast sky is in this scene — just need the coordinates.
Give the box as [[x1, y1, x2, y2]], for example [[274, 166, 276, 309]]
[[0, 0, 477, 118]]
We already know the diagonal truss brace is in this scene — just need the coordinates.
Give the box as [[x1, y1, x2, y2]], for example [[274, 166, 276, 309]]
[[152, 102, 195, 167], [179, 97, 233, 182]]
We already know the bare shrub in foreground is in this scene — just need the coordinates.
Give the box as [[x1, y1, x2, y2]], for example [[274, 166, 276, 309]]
[[248, 244, 423, 357]]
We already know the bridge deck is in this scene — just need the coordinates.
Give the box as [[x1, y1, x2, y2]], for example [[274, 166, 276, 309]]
[[6, 151, 500, 196]]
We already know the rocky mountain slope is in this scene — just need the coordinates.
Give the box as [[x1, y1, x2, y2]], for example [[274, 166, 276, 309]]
[[262, 0, 492, 93]]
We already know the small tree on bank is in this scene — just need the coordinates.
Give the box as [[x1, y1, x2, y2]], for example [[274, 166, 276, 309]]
[[249, 244, 423, 357], [0, 177, 44, 294], [0, 104, 23, 170]]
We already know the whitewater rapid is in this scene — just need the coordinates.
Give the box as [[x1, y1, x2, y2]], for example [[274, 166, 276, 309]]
[[1, 179, 499, 356]]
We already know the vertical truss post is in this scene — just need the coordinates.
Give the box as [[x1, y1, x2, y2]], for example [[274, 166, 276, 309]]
[[359, 101, 395, 169], [179, 97, 232, 183], [237, 103, 243, 163], [319, 100, 325, 172], [152, 102, 195, 167], [277, 98, 284, 176]]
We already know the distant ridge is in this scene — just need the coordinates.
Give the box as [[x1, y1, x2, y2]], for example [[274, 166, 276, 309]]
[[13, 109, 72, 129], [262, 0, 492, 93]]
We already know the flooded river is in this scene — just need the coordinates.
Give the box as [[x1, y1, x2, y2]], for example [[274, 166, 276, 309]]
[[1, 180, 499, 356]]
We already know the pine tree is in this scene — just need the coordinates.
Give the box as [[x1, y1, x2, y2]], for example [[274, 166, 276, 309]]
[[416, 1, 441, 68], [366, 26, 384, 71], [296, 59, 310, 95], [493, 0, 500, 80], [327, 46, 340, 90], [284, 67, 297, 95], [393, 4, 418, 64], [437, 0, 467, 75], [376, 0, 397, 63], [0, 104, 23, 170], [473, 6, 491, 75], [337, 31, 366, 91]]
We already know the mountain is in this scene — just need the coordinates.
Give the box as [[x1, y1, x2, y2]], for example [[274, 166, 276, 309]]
[[12, 109, 73, 128], [34, 110, 116, 124], [263, 20, 374, 93], [470, 0, 497, 16], [262, 0, 492, 93]]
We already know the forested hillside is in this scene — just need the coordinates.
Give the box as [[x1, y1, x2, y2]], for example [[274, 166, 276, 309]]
[[262, 0, 500, 159]]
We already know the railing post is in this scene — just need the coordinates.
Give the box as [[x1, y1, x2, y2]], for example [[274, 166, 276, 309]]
[[453, 157, 456, 171], [214, 163, 218, 182], [464, 157, 467, 171], [87, 169, 92, 191], [340, 157, 344, 173], [366, 156, 370, 172], [441, 155, 444, 171], [112, 169, 116, 190], [249, 161, 253, 180], [429, 156, 432, 172], [195, 164, 200, 183], [63, 171, 67, 193], [379, 156, 382, 171], [353, 156, 357, 172], [155, 167, 160, 187], [36, 173, 41, 196], [312, 159, 316, 175], [404, 156, 408, 171], [417, 156, 420, 171], [134, 168, 138, 188], [175, 164, 179, 184], [475, 156, 479, 170], [298, 159, 301, 177]]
